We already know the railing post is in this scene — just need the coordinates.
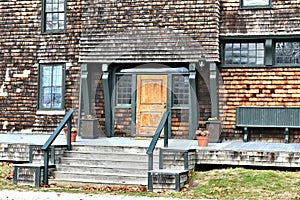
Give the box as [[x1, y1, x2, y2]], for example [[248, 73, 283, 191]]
[[67, 118, 72, 150], [43, 150, 49, 185], [164, 113, 169, 148], [148, 153, 153, 171]]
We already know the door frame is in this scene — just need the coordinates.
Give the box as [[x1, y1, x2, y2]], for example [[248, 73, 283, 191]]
[[109, 63, 198, 139], [135, 74, 168, 137]]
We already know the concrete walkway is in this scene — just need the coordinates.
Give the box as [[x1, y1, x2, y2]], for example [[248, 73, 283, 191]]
[[1, 133, 300, 153]]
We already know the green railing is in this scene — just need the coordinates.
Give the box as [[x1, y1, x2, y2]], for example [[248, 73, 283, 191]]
[[146, 110, 170, 171], [41, 110, 74, 185]]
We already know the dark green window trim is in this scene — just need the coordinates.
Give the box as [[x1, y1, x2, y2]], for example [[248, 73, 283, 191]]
[[275, 40, 300, 66], [38, 63, 66, 110], [172, 74, 190, 109], [115, 74, 132, 107], [240, 0, 272, 9], [41, 0, 67, 34], [221, 36, 300, 68], [222, 40, 265, 67]]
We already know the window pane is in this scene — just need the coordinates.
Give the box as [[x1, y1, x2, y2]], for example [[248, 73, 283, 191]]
[[275, 41, 300, 64], [42, 88, 51, 108], [43, 0, 65, 32], [241, 43, 248, 51], [116, 75, 132, 105], [58, 21, 65, 29], [52, 22, 58, 30], [257, 58, 264, 64], [225, 43, 232, 50], [46, 13, 52, 21], [224, 42, 264, 65], [59, 13, 64, 20], [39, 64, 64, 110], [173, 75, 189, 106], [58, 3, 65, 12], [243, 0, 269, 6], [52, 88, 62, 108], [46, 4, 52, 12], [52, 3, 58, 12]]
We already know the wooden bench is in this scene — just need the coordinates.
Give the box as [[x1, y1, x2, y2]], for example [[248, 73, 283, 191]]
[[236, 107, 300, 143]]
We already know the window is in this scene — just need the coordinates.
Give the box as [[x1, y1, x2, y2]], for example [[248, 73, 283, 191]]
[[116, 75, 132, 106], [224, 42, 265, 65], [38, 64, 65, 110], [240, 0, 271, 8], [275, 41, 300, 65], [173, 75, 189, 107], [42, 0, 66, 33]]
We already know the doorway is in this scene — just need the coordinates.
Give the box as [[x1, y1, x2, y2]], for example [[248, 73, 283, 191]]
[[136, 75, 167, 136]]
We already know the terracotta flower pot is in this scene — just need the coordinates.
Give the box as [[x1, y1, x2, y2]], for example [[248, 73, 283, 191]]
[[64, 128, 77, 143], [197, 136, 208, 147]]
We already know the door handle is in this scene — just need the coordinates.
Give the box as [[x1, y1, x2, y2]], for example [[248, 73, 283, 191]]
[[164, 102, 167, 108]]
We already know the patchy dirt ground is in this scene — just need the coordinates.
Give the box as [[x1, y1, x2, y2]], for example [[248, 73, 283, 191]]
[[0, 190, 193, 200]]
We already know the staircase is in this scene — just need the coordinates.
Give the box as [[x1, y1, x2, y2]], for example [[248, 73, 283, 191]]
[[148, 147, 196, 192], [51, 145, 159, 186], [13, 145, 66, 186]]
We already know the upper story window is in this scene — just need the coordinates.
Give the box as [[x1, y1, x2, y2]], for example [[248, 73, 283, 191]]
[[38, 64, 65, 110], [240, 0, 271, 9], [224, 42, 265, 65], [42, 0, 66, 33], [275, 41, 300, 65]]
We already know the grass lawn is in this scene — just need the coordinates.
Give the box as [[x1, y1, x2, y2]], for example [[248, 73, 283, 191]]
[[1, 162, 300, 199]]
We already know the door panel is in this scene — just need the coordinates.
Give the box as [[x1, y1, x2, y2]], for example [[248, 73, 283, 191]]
[[136, 75, 167, 136]]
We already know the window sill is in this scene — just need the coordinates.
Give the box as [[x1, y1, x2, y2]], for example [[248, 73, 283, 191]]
[[239, 6, 272, 10], [36, 110, 66, 115]]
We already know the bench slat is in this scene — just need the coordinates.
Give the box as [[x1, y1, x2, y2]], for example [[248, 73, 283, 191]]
[[236, 107, 300, 143], [236, 107, 300, 127]]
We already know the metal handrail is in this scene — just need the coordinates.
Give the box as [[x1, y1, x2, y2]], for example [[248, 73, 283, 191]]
[[146, 110, 170, 171], [41, 109, 74, 185]]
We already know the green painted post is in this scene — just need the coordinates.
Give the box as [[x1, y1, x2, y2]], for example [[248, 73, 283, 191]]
[[102, 69, 111, 137], [210, 63, 219, 118], [189, 63, 198, 139], [265, 39, 273, 66], [67, 118, 72, 150], [43, 150, 49, 185], [167, 74, 172, 139], [131, 74, 137, 137]]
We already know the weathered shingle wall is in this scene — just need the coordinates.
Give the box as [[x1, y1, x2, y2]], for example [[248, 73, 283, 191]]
[[218, 1, 300, 142], [80, 0, 221, 63], [219, 68, 300, 142], [0, 1, 82, 133], [220, 0, 300, 36]]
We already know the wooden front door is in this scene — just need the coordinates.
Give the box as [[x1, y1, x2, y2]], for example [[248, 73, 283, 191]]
[[136, 75, 167, 137]]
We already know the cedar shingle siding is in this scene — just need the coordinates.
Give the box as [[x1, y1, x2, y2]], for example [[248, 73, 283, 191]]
[[80, 0, 220, 63], [220, 0, 300, 36], [0, 1, 81, 133], [2, 0, 300, 142]]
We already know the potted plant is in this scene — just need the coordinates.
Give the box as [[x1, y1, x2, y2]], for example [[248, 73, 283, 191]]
[[63, 127, 77, 142], [196, 128, 210, 147]]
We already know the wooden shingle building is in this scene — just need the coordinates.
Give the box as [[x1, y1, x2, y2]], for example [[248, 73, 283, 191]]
[[1, 0, 300, 143]]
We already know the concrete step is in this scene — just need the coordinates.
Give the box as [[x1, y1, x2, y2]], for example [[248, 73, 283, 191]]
[[56, 164, 149, 175], [71, 145, 156, 154], [53, 171, 147, 185], [52, 145, 160, 186], [50, 178, 147, 187], [59, 157, 158, 168], [63, 151, 156, 161]]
